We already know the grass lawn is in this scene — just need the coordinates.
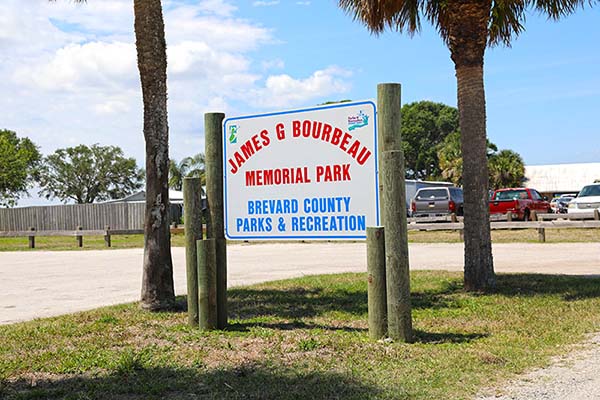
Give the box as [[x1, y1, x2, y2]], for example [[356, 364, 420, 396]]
[[1, 271, 600, 399], [0, 228, 599, 251]]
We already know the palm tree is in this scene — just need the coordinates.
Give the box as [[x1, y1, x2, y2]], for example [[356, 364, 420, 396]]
[[134, 0, 175, 310], [338, 0, 593, 291], [437, 132, 463, 186], [489, 149, 525, 189], [169, 153, 206, 191]]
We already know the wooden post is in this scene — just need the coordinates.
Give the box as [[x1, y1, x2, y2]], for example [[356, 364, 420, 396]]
[[205, 112, 228, 329], [378, 81, 412, 343], [28, 227, 35, 249], [367, 227, 387, 340], [538, 227, 546, 242], [377, 83, 402, 225], [77, 226, 83, 247], [382, 150, 413, 342], [507, 213, 513, 222], [104, 226, 111, 248], [197, 238, 217, 331], [184, 177, 204, 327], [594, 209, 600, 221], [531, 210, 538, 221]]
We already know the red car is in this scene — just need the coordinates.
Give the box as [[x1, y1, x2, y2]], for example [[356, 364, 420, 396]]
[[489, 188, 551, 221]]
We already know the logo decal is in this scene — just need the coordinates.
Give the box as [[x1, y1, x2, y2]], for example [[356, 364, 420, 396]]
[[228, 125, 238, 144], [348, 110, 369, 131]]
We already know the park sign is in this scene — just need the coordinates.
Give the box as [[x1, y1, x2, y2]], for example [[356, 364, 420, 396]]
[[223, 101, 379, 240]]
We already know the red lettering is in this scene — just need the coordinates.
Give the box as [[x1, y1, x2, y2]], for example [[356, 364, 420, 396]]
[[229, 158, 238, 174], [342, 164, 351, 180], [311, 121, 323, 139], [340, 132, 351, 151], [292, 120, 301, 137], [316, 165, 324, 182], [282, 168, 290, 184], [356, 148, 371, 165], [302, 120, 311, 137], [260, 129, 270, 146], [240, 141, 255, 159], [276, 123, 285, 140], [321, 124, 333, 142], [234, 151, 245, 168], [331, 128, 343, 145], [347, 140, 360, 158], [251, 134, 263, 152]]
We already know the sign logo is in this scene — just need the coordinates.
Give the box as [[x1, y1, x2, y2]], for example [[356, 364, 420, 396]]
[[228, 125, 238, 144], [348, 110, 369, 131]]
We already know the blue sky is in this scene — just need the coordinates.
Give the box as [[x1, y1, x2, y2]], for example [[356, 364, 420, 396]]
[[1, 0, 598, 205]]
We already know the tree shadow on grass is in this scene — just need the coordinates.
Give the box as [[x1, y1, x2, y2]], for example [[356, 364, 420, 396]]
[[0, 363, 381, 400], [491, 274, 600, 300], [227, 280, 465, 323], [413, 329, 489, 344]]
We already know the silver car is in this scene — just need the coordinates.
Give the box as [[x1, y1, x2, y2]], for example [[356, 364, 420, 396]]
[[411, 187, 464, 217]]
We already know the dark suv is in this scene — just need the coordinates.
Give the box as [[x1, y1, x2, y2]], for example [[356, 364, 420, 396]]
[[411, 187, 464, 217]]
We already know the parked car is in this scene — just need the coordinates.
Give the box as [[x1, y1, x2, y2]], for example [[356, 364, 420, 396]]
[[550, 195, 574, 214], [404, 179, 454, 216], [568, 183, 600, 215], [489, 188, 550, 220], [411, 187, 464, 217]]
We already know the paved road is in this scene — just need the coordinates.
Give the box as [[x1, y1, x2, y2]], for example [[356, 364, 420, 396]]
[[1, 242, 599, 325]]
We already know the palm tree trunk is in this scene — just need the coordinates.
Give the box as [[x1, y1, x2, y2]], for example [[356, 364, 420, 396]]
[[446, 0, 495, 291], [134, 0, 175, 310], [455, 63, 495, 291]]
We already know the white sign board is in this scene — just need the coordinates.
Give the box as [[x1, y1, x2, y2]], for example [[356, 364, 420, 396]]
[[223, 101, 379, 240]]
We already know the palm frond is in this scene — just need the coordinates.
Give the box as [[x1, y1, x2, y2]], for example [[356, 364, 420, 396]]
[[338, 0, 425, 34]]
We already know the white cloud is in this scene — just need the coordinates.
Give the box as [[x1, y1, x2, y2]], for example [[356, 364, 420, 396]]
[[14, 41, 137, 91], [244, 66, 352, 108], [253, 1, 280, 6], [262, 59, 285, 70], [0, 0, 352, 183], [296, 1, 311, 6]]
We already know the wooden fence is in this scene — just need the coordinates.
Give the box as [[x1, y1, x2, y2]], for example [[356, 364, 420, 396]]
[[0, 202, 183, 231]]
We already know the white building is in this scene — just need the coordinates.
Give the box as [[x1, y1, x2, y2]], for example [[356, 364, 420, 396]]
[[525, 163, 600, 196]]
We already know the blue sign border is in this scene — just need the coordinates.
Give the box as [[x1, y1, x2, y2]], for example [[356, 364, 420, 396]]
[[222, 101, 379, 240]]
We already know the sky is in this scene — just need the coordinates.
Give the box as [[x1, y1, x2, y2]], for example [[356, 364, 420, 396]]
[[2, 0, 599, 206]]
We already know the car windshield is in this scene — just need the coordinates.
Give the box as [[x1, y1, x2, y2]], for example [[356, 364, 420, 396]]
[[494, 190, 528, 201], [416, 189, 448, 200], [578, 185, 600, 197]]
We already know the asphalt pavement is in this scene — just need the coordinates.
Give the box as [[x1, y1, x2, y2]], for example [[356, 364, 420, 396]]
[[1, 242, 599, 325]]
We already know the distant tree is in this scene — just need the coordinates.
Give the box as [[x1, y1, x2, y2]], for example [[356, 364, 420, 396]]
[[0, 129, 41, 207], [488, 150, 525, 189], [438, 133, 524, 189], [401, 101, 459, 180], [318, 99, 353, 105], [437, 132, 463, 186], [169, 153, 206, 191], [37, 144, 143, 204]]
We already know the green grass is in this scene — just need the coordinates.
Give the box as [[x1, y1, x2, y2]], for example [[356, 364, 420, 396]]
[[2, 271, 600, 399], [1, 228, 598, 251]]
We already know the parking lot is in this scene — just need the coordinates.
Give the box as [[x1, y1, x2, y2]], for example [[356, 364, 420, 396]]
[[1, 241, 599, 325]]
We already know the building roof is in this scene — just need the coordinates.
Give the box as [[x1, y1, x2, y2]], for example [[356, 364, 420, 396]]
[[525, 163, 600, 193]]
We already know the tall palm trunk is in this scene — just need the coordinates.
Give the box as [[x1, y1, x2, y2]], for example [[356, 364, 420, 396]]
[[134, 0, 175, 309], [448, 0, 495, 291], [456, 64, 495, 290]]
